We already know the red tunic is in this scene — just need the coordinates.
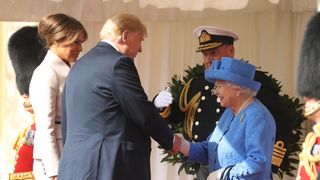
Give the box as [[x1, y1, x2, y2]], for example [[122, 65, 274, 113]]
[[9, 123, 36, 179], [13, 123, 35, 172]]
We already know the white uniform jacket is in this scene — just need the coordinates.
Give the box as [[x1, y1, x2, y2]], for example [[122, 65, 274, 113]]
[[29, 50, 70, 177]]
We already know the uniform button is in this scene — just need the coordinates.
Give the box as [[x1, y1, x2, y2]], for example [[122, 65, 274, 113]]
[[216, 121, 219, 125], [195, 121, 199, 126], [216, 97, 221, 103], [201, 96, 206, 100], [205, 85, 209, 90], [194, 134, 198, 139], [216, 108, 220, 113], [197, 108, 202, 113]]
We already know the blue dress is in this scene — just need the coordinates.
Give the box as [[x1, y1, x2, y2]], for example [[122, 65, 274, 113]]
[[187, 99, 276, 179]]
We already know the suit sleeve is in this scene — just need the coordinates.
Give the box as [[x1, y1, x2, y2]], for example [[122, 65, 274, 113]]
[[112, 57, 173, 150]]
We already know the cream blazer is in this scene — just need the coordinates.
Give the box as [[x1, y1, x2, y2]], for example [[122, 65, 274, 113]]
[[29, 50, 70, 177]]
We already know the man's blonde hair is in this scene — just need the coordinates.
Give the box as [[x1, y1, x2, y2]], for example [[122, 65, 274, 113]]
[[100, 13, 147, 42]]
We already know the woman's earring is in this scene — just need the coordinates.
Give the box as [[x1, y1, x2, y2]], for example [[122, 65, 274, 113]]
[[211, 85, 217, 95]]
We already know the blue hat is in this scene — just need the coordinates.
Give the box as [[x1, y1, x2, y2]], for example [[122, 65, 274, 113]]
[[205, 57, 261, 92]]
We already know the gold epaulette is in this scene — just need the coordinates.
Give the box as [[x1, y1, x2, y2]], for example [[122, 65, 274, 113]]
[[13, 127, 29, 150], [297, 132, 320, 180]]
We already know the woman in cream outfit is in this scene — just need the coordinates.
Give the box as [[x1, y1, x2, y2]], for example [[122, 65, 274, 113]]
[[29, 13, 87, 180]]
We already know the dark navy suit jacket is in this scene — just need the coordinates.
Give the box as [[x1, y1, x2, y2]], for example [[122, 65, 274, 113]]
[[58, 42, 173, 180]]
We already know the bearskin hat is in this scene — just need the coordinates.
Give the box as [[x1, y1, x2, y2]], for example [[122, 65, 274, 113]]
[[297, 13, 320, 99], [8, 26, 46, 95]]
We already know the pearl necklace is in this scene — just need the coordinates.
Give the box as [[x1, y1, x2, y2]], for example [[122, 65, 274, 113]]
[[235, 97, 253, 115]]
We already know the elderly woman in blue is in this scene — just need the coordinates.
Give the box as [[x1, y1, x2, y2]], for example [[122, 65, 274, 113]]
[[179, 57, 276, 180]]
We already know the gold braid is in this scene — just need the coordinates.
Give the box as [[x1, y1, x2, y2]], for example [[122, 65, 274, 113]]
[[160, 106, 171, 118], [297, 124, 320, 180], [179, 79, 201, 139]]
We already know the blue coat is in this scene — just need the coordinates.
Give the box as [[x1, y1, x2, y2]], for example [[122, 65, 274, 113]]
[[58, 42, 173, 180], [188, 99, 276, 180]]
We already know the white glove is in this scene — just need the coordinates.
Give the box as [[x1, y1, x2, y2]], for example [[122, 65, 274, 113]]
[[178, 135, 190, 156], [154, 87, 173, 108]]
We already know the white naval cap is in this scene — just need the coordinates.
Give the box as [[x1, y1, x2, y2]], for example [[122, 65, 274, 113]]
[[193, 26, 239, 52]]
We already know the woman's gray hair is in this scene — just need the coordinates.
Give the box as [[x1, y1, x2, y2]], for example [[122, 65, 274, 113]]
[[226, 82, 257, 97]]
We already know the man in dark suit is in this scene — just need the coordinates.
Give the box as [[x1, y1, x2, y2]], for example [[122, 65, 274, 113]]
[[58, 13, 179, 180]]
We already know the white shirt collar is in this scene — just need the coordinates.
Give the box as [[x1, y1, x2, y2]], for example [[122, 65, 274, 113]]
[[102, 39, 119, 51]]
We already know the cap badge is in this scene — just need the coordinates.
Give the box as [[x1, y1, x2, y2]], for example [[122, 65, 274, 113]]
[[199, 31, 211, 43]]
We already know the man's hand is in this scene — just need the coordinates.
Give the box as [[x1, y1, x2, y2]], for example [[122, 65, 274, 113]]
[[50, 176, 57, 180], [168, 134, 181, 155], [154, 87, 173, 108], [179, 135, 190, 156]]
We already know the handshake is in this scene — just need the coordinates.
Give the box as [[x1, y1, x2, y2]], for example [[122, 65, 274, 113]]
[[154, 87, 173, 108], [168, 134, 190, 156], [155, 88, 190, 155]]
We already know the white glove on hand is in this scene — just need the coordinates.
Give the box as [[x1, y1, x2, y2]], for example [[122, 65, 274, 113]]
[[154, 88, 173, 108]]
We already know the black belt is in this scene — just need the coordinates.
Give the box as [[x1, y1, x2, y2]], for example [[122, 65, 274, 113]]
[[55, 121, 61, 124]]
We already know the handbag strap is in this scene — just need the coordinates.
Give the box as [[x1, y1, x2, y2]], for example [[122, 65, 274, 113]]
[[220, 165, 235, 180]]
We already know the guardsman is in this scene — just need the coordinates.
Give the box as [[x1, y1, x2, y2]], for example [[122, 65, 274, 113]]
[[296, 12, 320, 180], [7, 26, 46, 180]]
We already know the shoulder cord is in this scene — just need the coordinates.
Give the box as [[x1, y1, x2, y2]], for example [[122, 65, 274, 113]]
[[179, 78, 201, 139], [160, 106, 171, 118]]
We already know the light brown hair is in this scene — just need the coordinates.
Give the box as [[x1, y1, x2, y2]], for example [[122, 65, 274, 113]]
[[38, 13, 88, 48]]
